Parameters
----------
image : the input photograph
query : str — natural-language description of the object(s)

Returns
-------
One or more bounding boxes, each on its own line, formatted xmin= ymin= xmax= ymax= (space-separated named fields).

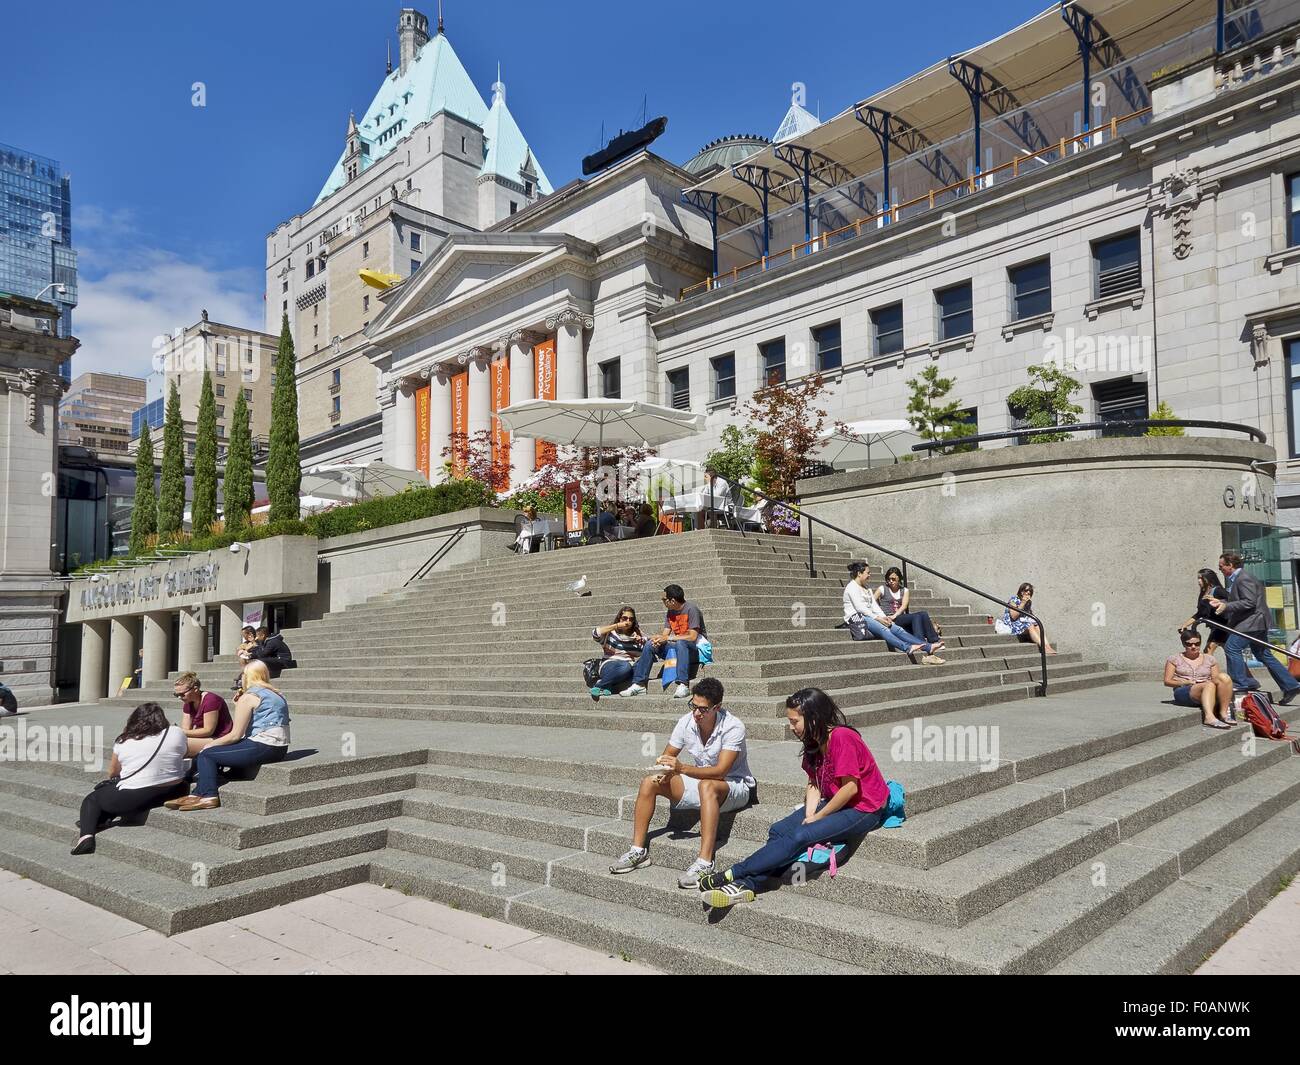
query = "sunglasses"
xmin=690 ymin=703 xmax=714 ymax=715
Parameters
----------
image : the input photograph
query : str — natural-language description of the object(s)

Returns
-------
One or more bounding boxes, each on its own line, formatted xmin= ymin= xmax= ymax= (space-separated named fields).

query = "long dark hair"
xmin=787 ymin=688 xmax=859 ymax=764
xmin=611 ymin=605 xmax=643 ymax=637
xmin=1197 ymin=568 xmax=1224 ymax=596
xmin=116 ymin=702 xmax=170 ymax=744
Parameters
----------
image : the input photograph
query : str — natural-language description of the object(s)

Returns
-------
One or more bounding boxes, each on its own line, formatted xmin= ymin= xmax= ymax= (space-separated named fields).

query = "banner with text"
xmin=415 ymin=384 xmax=431 ymax=479
xmin=564 ymin=480 xmax=583 ymax=543
xmin=533 ymin=338 xmax=557 ymax=468
xmin=490 ymin=357 xmax=511 ymax=491
xmin=451 ymin=370 xmax=469 ymax=478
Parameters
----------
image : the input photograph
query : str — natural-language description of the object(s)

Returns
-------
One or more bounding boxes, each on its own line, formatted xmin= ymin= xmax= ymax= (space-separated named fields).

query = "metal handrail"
xmin=405 ymin=523 xmax=468 ymax=585
xmin=735 ymin=481 xmax=1050 ymax=696
xmin=1195 ymin=615 xmax=1300 ymax=663
xmin=911 ymin=419 xmax=1268 ymax=452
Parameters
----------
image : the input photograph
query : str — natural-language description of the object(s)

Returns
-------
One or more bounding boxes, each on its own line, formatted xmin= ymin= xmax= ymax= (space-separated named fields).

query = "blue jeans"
xmin=861 ymin=616 xmax=924 ymax=653
xmin=893 ymin=610 xmax=940 ymax=644
xmin=730 ymin=800 xmax=884 ymax=891
xmin=1223 ymin=631 xmax=1299 ymax=694
xmin=632 ymin=639 xmax=698 ymax=688
xmin=596 ymin=658 xmax=634 ymax=691
xmin=195 ymin=739 xmax=288 ymax=798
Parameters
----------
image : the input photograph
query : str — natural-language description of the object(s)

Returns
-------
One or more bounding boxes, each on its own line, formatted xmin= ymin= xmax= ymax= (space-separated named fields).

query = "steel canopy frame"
xmin=681 ymin=189 xmax=720 ymax=277
xmin=772 ymin=143 xmax=814 ymax=245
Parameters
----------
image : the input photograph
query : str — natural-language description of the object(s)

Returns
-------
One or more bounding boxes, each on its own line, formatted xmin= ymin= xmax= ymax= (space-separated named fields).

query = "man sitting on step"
xmin=247 ymin=626 xmax=295 ymax=680
xmin=609 ymin=677 xmax=755 ymax=887
xmin=621 ymin=584 xmax=708 ymax=699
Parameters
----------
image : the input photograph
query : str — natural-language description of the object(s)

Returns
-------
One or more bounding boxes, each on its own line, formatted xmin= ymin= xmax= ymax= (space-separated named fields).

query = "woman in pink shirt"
xmin=699 ymin=687 xmax=887 ymax=908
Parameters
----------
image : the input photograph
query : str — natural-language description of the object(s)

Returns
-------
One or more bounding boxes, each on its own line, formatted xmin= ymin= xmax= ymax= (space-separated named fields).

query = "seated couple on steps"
xmin=610 ymin=684 xmax=900 ymax=905
xmin=71 ymin=661 xmax=292 ymax=854
xmin=587 ymin=584 xmax=712 ymax=700
xmin=843 ymin=561 xmax=945 ymax=664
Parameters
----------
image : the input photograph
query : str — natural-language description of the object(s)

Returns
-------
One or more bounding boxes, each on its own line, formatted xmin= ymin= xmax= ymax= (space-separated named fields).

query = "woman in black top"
xmin=1179 ymin=568 xmax=1228 ymax=655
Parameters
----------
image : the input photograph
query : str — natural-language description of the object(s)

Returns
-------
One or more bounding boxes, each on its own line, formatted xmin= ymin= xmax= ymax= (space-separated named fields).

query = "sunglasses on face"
xmin=690 ymin=703 xmax=713 ymax=715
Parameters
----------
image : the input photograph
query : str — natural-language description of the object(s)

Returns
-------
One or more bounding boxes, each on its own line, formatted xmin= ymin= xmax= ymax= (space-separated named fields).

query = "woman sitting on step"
xmin=72 ymin=702 xmax=188 ymax=855
xmin=589 ymin=606 xmax=647 ymax=698
xmin=166 ymin=661 xmax=291 ymax=812
xmin=1000 ymin=582 xmax=1057 ymax=655
xmin=698 ymin=687 xmax=889 ymax=908
xmin=844 ymin=561 xmax=943 ymax=664
xmin=875 ymin=566 xmax=944 ymax=647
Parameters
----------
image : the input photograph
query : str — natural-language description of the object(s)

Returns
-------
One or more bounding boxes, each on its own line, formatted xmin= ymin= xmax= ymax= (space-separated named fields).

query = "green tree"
xmin=266 ymin=314 xmax=301 ymax=523
xmin=224 ymin=387 xmax=255 ymax=531
xmin=1145 ymin=400 xmax=1186 ymax=437
xmin=1006 ymin=362 xmax=1084 ymax=444
xmin=704 ymin=424 xmax=757 ymax=500
xmin=157 ymin=380 xmax=186 ymax=536
xmin=905 ymin=365 xmax=971 ymax=451
xmin=742 ymin=374 xmax=836 ymax=501
xmin=129 ymin=423 xmax=158 ymax=555
xmin=191 ymin=370 xmax=218 ymax=535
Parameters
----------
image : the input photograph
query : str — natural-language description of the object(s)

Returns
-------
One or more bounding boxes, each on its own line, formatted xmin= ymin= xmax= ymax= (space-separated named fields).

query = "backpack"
xmin=582 ymin=657 xmax=603 ymax=688
xmin=1239 ymin=690 xmax=1300 ymax=753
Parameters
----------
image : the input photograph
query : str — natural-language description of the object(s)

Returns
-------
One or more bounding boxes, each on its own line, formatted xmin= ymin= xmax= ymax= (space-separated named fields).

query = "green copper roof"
xmin=480 ymin=80 xmax=552 ymax=194
xmin=316 ymin=32 xmax=491 ymax=204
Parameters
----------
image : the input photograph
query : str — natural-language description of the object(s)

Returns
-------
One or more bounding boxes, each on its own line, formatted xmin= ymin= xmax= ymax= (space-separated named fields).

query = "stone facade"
xmin=0 ymin=295 xmax=78 ymax=706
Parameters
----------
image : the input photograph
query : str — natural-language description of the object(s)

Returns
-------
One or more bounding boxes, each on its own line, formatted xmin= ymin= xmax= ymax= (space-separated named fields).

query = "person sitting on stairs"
xmin=609 ymin=677 xmax=755 ymax=887
xmin=844 ymin=561 xmax=943 ymax=664
xmin=698 ymin=687 xmax=888 ymax=909
xmin=174 ymin=671 xmax=233 ymax=758
xmin=1164 ymin=629 xmax=1234 ymax=729
xmin=622 ymin=584 xmax=708 ymax=699
xmin=875 ymin=566 xmax=944 ymax=647
xmin=589 ymin=606 xmax=647 ymax=698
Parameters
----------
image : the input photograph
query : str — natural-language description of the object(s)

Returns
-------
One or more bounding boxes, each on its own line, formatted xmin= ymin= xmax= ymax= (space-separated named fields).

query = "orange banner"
xmin=450 ymin=370 xmax=469 ymax=478
xmin=490 ymin=357 xmax=511 ymax=491
xmin=564 ymin=480 xmax=583 ymax=541
xmin=534 ymin=338 xmax=556 ymax=468
xmin=414 ymin=384 xmax=431 ymax=479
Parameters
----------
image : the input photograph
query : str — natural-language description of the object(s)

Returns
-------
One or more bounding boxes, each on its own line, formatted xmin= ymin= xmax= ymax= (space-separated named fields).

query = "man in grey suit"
xmin=1208 ymin=551 xmax=1299 ymax=703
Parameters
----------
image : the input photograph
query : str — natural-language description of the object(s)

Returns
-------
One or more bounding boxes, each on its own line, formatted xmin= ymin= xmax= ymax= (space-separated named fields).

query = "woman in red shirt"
xmin=699 ymin=687 xmax=888 ymax=908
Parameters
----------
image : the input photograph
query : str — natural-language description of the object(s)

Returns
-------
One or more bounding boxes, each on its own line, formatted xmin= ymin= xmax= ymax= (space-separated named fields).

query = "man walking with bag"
xmin=1209 ymin=551 xmax=1300 ymax=704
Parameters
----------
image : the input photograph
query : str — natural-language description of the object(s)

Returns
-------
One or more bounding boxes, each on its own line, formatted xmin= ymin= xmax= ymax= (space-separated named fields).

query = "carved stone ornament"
xmin=544 ymin=307 xmax=594 ymax=331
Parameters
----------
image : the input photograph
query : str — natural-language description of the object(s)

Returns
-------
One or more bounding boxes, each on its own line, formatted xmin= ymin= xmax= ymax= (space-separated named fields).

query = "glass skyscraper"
xmin=0 ymin=141 xmax=78 ymax=375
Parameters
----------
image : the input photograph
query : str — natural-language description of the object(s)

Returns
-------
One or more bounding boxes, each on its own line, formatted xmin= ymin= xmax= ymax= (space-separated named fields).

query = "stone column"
xmin=141 ymin=611 xmax=170 ymax=683
xmin=553 ymin=316 xmax=586 ymax=401
xmin=219 ymin=602 xmax=244 ymax=656
xmin=78 ymin=620 xmax=109 ymax=702
xmin=429 ymin=368 xmax=452 ymax=483
xmin=178 ymin=609 xmax=206 ymax=672
xmin=509 ymin=331 xmax=538 ymax=482
xmin=107 ymin=617 xmax=136 ymax=697
xmin=393 ymin=379 xmax=416 ymax=471
xmin=467 ymin=353 xmax=491 ymax=440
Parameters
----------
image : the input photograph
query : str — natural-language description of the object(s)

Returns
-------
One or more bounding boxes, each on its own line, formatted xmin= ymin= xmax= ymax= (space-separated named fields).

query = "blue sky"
xmin=2 ymin=0 xmax=1048 ymax=379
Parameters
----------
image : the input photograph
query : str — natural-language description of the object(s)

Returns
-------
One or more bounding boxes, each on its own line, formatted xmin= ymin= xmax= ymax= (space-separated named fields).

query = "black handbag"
xmin=582 ymin=657 xmax=603 ymax=687
xmin=847 ymin=612 xmax=872 ymax=641
xmin=97 ymin=728 xmax=170 ymax=790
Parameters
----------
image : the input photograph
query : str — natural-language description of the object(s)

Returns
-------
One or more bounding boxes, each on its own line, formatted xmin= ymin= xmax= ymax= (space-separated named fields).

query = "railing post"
xmin=901 ymin=560 xmax=909 ymax=588
xmin=806 ymin=514 xmax=815 ymax=576
xmin=1037 ymin=624 xmax=1049 ymax=696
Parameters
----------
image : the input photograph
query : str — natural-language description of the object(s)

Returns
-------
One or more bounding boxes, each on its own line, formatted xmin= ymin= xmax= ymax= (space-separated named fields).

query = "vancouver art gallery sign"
xmin=66 ymin=536 xmax=319 ymax=623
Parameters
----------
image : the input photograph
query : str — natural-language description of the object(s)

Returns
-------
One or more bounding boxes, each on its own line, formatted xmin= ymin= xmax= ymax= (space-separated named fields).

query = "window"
xmin=1094 ymin=377 xmax=1149 ymax=437
xmin=215 ymin=356 xmax=226 ymax=376
xmin=510 ymin=201 xmax=518 ymax=215
xmin=411 ymin=259 xmax=421 ymax=273
xmin=666 ymin=367 xmax=690 ymax=411
xmin=406 ymin=178 xmax=412 ymax=192
xmin=760 ymin=338 xmax=786 ymax=386
xmin=410 ymin=233 xmax=421 ymax=252
xmin=363 ymin=294 xmax=370 ymax=312
xmin=1009 ymin=257 xmax=1051 ymax=321
xmin=217 ymin=424 xmax=225 ymax=439
xmin=313 ymin=324 xmax=318 ymax=338
xmin=813 ymin=322 xmax=842 ymax=371
xmin=362 ymin=241 xmax=369 ymax=258
xmin=712 ymin=353 xmax=736 ymax=401
xmin=1288 ymin=339 xmax=1300 ymax=457
xmin=216 ymin=405 xmax=225 ymax=418
xmin=331 ymin=396 xmax=341 ymax=417
xmin=599 ymin=358 xmax=621 ymax=398
xmin=524 ymin=180 xmax=533 ymax=196
xmin=282 ymin=300 xmax=287 ymax=313
xmin=955 ymin=406 xmax=978 ymax=441
xmin=282 ymin=280 xmax=288 ymax=293
xmin=872 ymin=302 xmax=904 ymax=356
xmin=1093 ymin=231 xmax=1141 ymax=299
xmin=1287 ymin=174 xmax=1300 ymax=247
xmin=461 ymin=136 xmax=466 ymax=153
xmin=305 ymin=260 xmax=315 ymax=279
xmin=243 ymin=388 xmax=252 ymax=401
xmin=332 ymin=368 xmax=341 ymax=387
xmin=187 ymin=441 xmax=195 ymax=456
xmin=936 ymin=282 xmax=973 ymax=341
xmin=215 ymin=384 xmax=225 ymax=397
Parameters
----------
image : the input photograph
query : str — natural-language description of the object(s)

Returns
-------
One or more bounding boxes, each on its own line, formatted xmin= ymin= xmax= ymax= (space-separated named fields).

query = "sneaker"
xmin=672 ymin=683 xmax=690 ymax=699
xmin=701 ymin=883 xmax=755 ymax=909
xmin=589 ymin=686 xmax=612 ymax=699
xmin=620 ymin=684 xmax=647 ymax=698
xmin=678 ymin=857 xmax=715 ymax=888
xmin=921 ymin=654 xmax=945 ymax=665
xmin=697 ymin=868 xmax=734 ymax=892
xmin=609 ymin=846 xmax=651 ymax=874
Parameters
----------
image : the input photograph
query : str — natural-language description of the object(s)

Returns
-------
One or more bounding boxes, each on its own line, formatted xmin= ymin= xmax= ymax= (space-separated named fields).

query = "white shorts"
xmin=671 ymin=776 xmax=752 ymax=813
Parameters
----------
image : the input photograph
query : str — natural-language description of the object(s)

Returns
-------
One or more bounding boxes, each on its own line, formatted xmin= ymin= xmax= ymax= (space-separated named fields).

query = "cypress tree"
xmin=191 ymin=370 xmax=218 ymax=535
xmin=266 ymin=313 xmax=301 ymax=524
xmin=158 ymin=379 xmax=186 ymax=537
xmin=225 ymin=387 xmax=254 ymax=531
xmin=129 ymin=422 xmax=157 ymax=555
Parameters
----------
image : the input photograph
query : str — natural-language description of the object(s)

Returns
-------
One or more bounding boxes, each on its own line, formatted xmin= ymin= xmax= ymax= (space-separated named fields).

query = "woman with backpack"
xmin=698 ymin=687 xmax=890 ymax=908
xmin=72 ymin=702 xmax=188 ymax=855
xmin=588 ymin=606 xmax=647 ymax=698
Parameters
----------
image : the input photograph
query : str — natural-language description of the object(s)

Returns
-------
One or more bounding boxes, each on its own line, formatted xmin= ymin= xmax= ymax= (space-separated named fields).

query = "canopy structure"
xmin=679 ymin=0 xmax=1287 ymax=288
xmin=301 ymin=460 xmax=430 ymax=502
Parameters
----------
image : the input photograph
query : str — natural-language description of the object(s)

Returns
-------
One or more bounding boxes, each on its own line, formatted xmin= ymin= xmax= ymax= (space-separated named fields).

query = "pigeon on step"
xmin=567 ymin=574 xmax=591 ymax=596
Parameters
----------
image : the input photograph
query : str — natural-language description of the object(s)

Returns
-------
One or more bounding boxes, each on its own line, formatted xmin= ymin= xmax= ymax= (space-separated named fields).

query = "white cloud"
xmin=70 ymin=204 xmax=264 ymax=381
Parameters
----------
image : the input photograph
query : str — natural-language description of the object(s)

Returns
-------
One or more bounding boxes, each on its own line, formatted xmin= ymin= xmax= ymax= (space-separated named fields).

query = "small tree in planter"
xmin=905 ymin=364 xmax=974 ymax=453
xmin=1006 ymin=362 xmax=1084 ymax=444
xmin=442 ymin=429 xmax=513 ymax=493
xmin=1145 ymin=400 xmax=1186 ymax=437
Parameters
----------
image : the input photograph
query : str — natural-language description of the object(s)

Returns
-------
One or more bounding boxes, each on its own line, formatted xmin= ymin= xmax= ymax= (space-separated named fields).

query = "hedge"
xmin=301 ymin=479 xmax=496 ymax=538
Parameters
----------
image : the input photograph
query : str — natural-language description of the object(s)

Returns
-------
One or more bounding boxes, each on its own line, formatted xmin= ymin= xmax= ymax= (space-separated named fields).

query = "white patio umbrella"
xmin=815 ymin=419 xmax=920 ymax=468
xmin=301 ymin=460 xmax=430 ymax=502
xmin=495 ymin=398 xmax=706 ymax=454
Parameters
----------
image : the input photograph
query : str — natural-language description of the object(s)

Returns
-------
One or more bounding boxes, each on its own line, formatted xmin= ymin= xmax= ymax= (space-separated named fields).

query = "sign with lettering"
xmin=79 ymin=562 xmax=219 ymax=611
xmin=533 ymin=338 xmax=557 ymax=468
xmin=1222 ymin=483 xmax=1277 ymax=517
xmin=451 ymin=370 xmax=469 ymax=477
xmin=490 ymin=356 xmax=510 ymax=491
xmin=415 ymin=383 xmax=431 ymax=478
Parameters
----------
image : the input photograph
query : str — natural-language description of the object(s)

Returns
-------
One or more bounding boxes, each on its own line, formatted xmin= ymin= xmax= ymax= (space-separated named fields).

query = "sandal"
xmin=1203 ymin=719 xmax=1232 ymax=730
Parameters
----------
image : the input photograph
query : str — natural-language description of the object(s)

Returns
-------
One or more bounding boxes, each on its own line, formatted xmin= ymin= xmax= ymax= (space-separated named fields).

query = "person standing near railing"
xmin=1207 ymin=552 xmax=1300 ymax=705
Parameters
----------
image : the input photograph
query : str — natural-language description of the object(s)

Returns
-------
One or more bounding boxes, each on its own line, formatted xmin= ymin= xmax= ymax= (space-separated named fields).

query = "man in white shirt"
xmin=608 ymin=677 xmax=755 ymax=887
xmin=844 ymin=560 xmax=943 ymax=663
